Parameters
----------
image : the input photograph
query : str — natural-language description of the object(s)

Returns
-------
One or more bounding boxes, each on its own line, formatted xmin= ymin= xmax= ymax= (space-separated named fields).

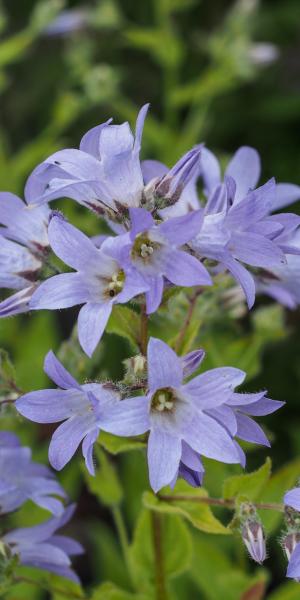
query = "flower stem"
xmin=151 ymin=512 xmax=168 ymax=600
xmin=159 ymin=494 xmax=284 ymax=512
xmin=174 ymin=289 xmax=202 ymax=353
xmin=140 ymin=303 xmax=148 ymax=355
xmin=112 ymin=506 xmax=133 ymax=580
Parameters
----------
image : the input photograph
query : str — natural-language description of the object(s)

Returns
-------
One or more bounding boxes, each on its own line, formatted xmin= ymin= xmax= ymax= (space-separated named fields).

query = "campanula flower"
xmin=16 ymin=351 xmax=120 ymax=473
xmin=100 ymin=337 xmax=263 ymax=493
xmin=3 ymin=504 xmax=83 ymax=582
xmin=29 ymin=214 xmax=149 ymax=356
xmin=0 ymin=193 xmax=50 ymax=317
xmin=101 ymin=207 xmax=211 ymax=313
xmin=0 ymin=431 xmax=66 ymax=515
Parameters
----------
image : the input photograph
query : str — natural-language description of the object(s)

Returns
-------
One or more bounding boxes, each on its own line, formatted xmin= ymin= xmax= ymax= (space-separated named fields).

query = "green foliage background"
xmin=1 ymin=0 xmax=300 ymax=598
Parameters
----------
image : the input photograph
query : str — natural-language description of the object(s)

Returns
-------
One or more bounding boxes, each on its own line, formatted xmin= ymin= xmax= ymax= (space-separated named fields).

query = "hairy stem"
xmin=159 ymin=494 xmax=284 ymax=512
xmin=151 ymin=512 xmax=168 ymax=600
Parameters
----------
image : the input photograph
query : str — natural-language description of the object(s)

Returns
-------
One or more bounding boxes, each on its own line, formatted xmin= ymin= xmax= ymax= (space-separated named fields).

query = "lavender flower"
xmin=25 ymin=105 xmax=149 ymax=214
xmin=3 ymin=504 xmax=83 ymax=582
xmin=99 ymin=337 xmax=280 ymax=493
xmin=25 ymin=106 xmax=203 ymax=220
xmin=16 ymin=351 xmax=120 ymax=474
xmin=29 ymin=214 xmax=149 ymax=356
xmin=102 ymin=207 xmax=211 ymax=313
xmin=0 ymin=432 xmax=66 ymax=516
xmin=0 ymin=193 xmax=50 ymax=317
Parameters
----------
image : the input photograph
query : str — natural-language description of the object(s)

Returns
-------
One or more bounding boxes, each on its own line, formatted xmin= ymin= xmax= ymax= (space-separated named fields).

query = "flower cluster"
xmin=0 ymin=104 xmax=298 ymax=583
xmin=16 ymin=339 xmax=283 ymax=493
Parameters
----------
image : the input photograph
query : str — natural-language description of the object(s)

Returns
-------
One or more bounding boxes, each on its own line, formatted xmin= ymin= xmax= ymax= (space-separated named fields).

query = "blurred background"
xmin=1 ymin=0 xmax=300 ymax=598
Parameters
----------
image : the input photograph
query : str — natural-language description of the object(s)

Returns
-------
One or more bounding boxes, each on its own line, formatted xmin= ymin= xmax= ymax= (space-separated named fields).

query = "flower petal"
xmin=225 ymin=146 xmax=261 ymax=204
xmin=220 ymin=254 xmax=255 ymax=309
xmin=273 ymin=183 xmax=300 ymax=211
xmin=30 ymin=273 xmax=89 ymax=309
xmin=78 ymin=302 xmax=112 ymax=357
xmin=287 ymin=543 xmax=300 ymax=579
xmin=82 ymin=428 xmax=99 ymax=475
xmin=148 ymin=428 xmax=181 ymax=492
xmin=49 ymin=414 xmax=96 ymax=470
xmin=200 ymin=147 xmax=221 ymax=195
xmin=79 ymin=119 xmax=112 ymax=158
xmin=284 ymin=488 xmax=300 ymax=511
xmin=230 ymin=232 xmax=286 ymax=268
xmin=164 ymin=249 xmax=212 ymax=287
xmin=100 ymin=396 xmax=150 ymax=436
xmin=148 ymin=337 xmax=183 ymax=391
xmin=16 ymin=389 xmax=88 ymax=423
xmin=141 ymin=159 xmax=168 ymax=184
xmin=158 ymin=210 xmax=203 ymax=246
xmin=184 ymin=412 xmax=240 ymax=463
xmin=48 ymin=215 xmax=100 ymax=271
xmin=235 ymin=413 xmax=270 ymax=446
xmin=145 ymin=275 xmax=164 ymax=314
xmin=129 ymin=208 xmax=154 ymax=238
xmin=44 ymin=351 xmax=80 ymax=390
xmin=183 ymin=367 xmax=245 ymax=409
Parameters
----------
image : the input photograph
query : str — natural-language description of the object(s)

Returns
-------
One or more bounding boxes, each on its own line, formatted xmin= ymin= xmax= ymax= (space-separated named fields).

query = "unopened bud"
xmin=283 ymin=532 xmax=300 ymax=561
xmin=123 ymin=354 xmax=147 ymax=383
xmin=242 ymin=520 xmax=266 ymax=564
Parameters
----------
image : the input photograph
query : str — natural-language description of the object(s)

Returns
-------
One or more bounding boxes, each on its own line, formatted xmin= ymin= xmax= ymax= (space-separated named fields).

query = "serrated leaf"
xmin=83 ymin=446 xmax=123 ymax=507
xmin=99 ymin=431 xmax=146 ymax=455
xmin=129 ymin=509 xmax=192 ymax=591
xmin=143 ymin=480 xmax=230 ymax=535
xmin=223 ymin=458 xmax=271 ymax=502
xmin=106 ymin=306 xmax=140 ymax=350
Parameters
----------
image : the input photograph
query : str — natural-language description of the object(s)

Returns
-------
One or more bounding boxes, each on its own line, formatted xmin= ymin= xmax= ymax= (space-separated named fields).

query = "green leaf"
xmin=190 ymin=534 xmax=268 ymax=600
xmin=106 ymin=306 xmax=141 ymax=350
xmin=143 ymin=481 xmax=230 ymax=535
xmin=223 ymin=458 xmax=272 ymax=502
xmin=129 ymin=509 xmax=192 ymax=591
xmin=83 ymin=447 xmax=123 ymax=507
xmin=258 ymin=458 xmax=300 ymax=532
xmin=47 ymin=573 xmax=84 ymax=600
xmin=90 ymin=581 xmax=148 ymax=600
xmin=99 ymin=431 xmax=146 ymax=455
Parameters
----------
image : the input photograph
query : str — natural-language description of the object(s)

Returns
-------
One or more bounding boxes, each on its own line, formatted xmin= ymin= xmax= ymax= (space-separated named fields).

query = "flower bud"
xmin=242 ymin=520 xmax=266 ymax=564
xmin=123 ymin=354 xmax=147 ymax=383
xmin=283 ymin=532 xmax=300 ymax=562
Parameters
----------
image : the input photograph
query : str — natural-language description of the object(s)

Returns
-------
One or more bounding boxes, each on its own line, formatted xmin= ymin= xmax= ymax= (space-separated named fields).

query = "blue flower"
xmin=29 ymin=213 xmax=149 ymax=356
xmin=0 ymin=431 xmax=66 ymax=515
xmin=16 ymin=351 xmax=120 ymax=473
xmin=3 ymin=504 xmax=83 ymax=582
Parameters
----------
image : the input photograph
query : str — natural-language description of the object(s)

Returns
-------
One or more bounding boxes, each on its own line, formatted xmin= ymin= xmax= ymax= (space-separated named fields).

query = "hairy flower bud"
xmin=242 ymin=520 xmax=266 ymax=564
xmin=123 ymin=354 xmax=147 ymax=384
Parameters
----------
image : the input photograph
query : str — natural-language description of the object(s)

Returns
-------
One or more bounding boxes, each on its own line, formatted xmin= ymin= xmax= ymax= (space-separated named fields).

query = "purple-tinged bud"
xmin=181 ymin=349 xmax=205 ymax=378
xmin=154 ymin=148 xmax=201 ymax=208
xmin=242 ymin=520 xmax=266 ymax=564
xmin=283 ymin=533 xmax=300 ymax=562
